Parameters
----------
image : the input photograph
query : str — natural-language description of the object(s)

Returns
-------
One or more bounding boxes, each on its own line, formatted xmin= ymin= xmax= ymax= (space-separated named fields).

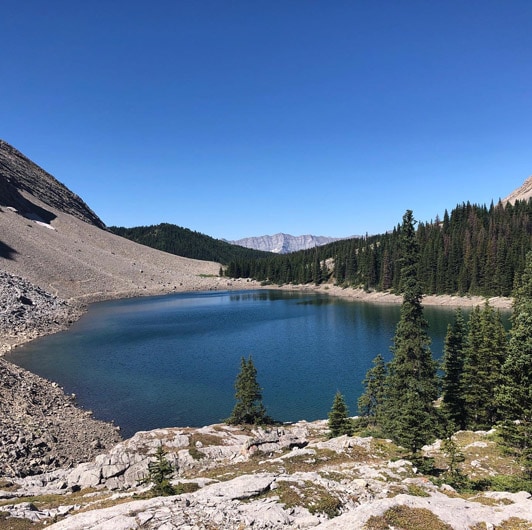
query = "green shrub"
xmin=174 ymin=482 xmax=200 ymax=495
xmin=308 ymin=492 xmax=342 ymax=518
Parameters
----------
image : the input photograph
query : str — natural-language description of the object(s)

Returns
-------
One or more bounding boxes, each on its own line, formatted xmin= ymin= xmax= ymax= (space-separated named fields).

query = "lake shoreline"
xmin=0 ymin=275 xmax=512 ymax=477
xmin=267 ymin=282 xmax=513 ymax=310
xmin=2 ymin=276 xmax=513 ymax=356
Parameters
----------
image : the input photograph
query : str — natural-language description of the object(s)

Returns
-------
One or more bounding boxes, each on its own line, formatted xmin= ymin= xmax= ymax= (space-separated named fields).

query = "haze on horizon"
xmin=2 ymin=1 xmax=531 ymax=241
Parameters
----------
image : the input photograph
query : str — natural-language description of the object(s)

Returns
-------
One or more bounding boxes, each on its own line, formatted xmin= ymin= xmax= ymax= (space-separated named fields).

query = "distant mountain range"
xmin=228 ymin=174 xmax=531 ymax=255
xmin=230 ymin=233 xmax=356 ymax=254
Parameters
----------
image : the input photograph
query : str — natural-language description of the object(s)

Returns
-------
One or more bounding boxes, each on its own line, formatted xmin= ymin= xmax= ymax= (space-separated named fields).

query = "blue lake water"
xmin=8 ymin=290 xmax=491 ymax=438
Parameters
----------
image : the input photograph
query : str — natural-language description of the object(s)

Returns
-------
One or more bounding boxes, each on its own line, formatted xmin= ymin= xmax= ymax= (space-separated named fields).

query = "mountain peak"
xmin=0 ymin=140 xmax=105 ymax=228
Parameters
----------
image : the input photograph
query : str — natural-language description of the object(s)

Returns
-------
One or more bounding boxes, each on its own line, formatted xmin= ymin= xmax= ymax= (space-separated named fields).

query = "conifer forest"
xmin=225 ymin=199 xmax=532 ymax=298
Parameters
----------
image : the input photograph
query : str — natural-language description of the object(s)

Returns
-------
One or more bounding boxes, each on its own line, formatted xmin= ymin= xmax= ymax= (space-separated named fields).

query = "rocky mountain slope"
xmin=0 ymin=140 xmax=243 ymax=349
xmin=230 ymin=233 xmax=352 ymax=254
xmin=503 ymin=174 xmax=532 ymax=204
xmin=0 ymin=140 xmax=105 ymax=228
xmin=0 ymin=355 xmax=121 ymax=478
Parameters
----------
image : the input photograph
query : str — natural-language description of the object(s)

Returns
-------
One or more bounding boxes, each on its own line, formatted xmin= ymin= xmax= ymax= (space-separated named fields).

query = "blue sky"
xmin=1 ymin=1 xmax=531 ymax=240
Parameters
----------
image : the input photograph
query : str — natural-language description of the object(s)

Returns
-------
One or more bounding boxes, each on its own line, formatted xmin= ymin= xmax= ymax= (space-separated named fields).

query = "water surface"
xmin=10 ymin=290 xmax=481 ymax=438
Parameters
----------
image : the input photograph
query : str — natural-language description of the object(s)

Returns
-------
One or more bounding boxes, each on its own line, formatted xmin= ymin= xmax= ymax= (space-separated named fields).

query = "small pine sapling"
xmin=142 ymin=445 xmax=176 ymax=496
xmin=328 ymin=391 xmax=353 ymax=438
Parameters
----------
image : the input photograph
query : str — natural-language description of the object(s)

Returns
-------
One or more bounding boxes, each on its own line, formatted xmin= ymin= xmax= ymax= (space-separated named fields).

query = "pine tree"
xmin=328 ymin=391 xmax=352 ymax=437
xmin=441 ymin=308 xmax=467 ymax=430
xmin=441 ymin=435 xmax=467 ymax=489
xmin=227 ymin=356 xmax=272 ymax=425
xmin=357 ymin=354 xmax=386 ymax=425
xmin=142 ymin=445 xmax=176 ymax=496
xmin=496 ymin=251 xmax=532 ymax=478
xmin=462 ymin=302 xmax=507 ymax=430
xmin=381 ymin=210 xmax=440 ymax=454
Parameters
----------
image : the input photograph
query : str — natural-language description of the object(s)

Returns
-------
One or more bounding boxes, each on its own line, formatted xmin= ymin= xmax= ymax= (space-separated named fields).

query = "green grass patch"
xmin=0 ymin=511 xmax=48 ymax=530
xmin=468 ymin=495 xmax=513 ymax=506
xmin=267 ymin=480 xmax=341 ymax=519
xmin=174 ymin=482 xmax=200 ymax=495
xmin=406 ymin=484 xmax=431 ymax=497
xmin=364 ymin=505 xmax=453 ymax=530
xmin=470 ymin=520 xmax=532 ymax=530
xmin=496 ymin=518 xmax=532 ymax=530
xmin=188 ymin=446 xmax=206 ymax=460
xmin=189 ymin=433 xmax=224 ymax=447
xmin=0 ymin=480 xmax=19 ymax=492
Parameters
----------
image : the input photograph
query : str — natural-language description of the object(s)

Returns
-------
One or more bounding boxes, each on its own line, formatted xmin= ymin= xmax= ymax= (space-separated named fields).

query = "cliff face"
xmin=231 ymin=233 xmax=351 ymax=254
xmin=0 ymin=140 xmax=105 ymax=228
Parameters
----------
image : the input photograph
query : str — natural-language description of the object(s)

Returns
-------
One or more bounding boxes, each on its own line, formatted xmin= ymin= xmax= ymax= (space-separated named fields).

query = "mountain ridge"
xmin=0 ymin=139 xmax=105 ymax=228
xmin=230 ymin=232 xmax=355 ymax=254
xmin=110 ymin=222 xmax=274 ymax=264
xmin=502 ymin=174 xmax=532 ymax=205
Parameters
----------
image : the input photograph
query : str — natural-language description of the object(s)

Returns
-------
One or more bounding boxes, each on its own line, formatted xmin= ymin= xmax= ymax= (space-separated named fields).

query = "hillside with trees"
xmin=110 ymin=223 xmax=273 ymax=265
xmin=356 ymin=241 xmax=532 ymax=486
xmin=225 ymin=199 xmax=532 ymax=298
xmin=345 ymin=210 xmax=532 ymax=489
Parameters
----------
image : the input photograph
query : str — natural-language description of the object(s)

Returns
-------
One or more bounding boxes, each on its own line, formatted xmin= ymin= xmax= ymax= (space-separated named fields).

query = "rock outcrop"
xmin=1 ymin=421 xmax=531 ymax=529
xmin=0 ymin=270 xmax=81 ymax=353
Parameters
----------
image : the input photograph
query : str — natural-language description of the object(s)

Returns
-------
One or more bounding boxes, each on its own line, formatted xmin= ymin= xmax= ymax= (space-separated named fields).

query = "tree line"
xmin=339 ymin=211 xmax=532 ymax=482
xmin=110 ymin=222 xmax=273 ymax=265
xmin=225 ymin=199 xmax=532 ymax=298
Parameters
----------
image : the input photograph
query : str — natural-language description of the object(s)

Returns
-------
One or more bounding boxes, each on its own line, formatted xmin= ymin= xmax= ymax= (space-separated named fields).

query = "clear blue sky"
xmin=1 ymin=1 xmax=531 ymax=240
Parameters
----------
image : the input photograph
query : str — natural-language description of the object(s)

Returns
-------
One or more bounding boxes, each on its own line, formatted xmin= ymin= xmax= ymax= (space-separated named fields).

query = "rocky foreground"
xmin=0 ymin=357 xmax=121 ymax=478
xmin=0 ymin=270 xmax=122 ymax=480
xmin=1 ymin=421 xmax=531 ymax=529
xmin=0 ymin=270 xmax=83 ymax=354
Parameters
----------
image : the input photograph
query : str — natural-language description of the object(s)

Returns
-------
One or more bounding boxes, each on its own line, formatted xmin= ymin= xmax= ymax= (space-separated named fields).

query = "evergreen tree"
xmin=381 ymin=210 xmax=440 ymax=454
xmin=223 ymin=198 xmax=532 ymax=297
xmin=142 ymin=445 xmax=175 ymax=496
xmin=227 ymin=356 xmax=272 ymax=425
xmin=462 ymin=302 xmax=507 ymax=430
xmin=441 ymin=308 xmax=467 ymax=430
xmin=357 ymin=354 xmax=387 ymax=425
xmin=328 ymin=391 xmax=353 ymax=437
xmin=497 ymin=251 xmax=532 ymax=478
xmin=441 ymin=435 xmax=467 ymax=489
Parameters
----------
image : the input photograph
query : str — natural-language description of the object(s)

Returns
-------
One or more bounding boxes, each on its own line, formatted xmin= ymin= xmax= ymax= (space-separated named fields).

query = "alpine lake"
xmin=7 ymin=289 xmax=509 ymax=438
